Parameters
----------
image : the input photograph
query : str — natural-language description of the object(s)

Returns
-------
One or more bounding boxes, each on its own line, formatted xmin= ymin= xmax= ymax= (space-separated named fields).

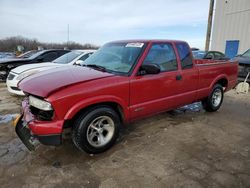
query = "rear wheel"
xmin=202 ymin=84 xmax=224 ymax=112
xmin=72 ymin=106 xmax=121 ymax=154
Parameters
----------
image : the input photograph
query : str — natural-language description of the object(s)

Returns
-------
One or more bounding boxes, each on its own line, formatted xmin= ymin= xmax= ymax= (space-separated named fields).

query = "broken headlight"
xmin=29 ymin=95 xmax=53 ymax=111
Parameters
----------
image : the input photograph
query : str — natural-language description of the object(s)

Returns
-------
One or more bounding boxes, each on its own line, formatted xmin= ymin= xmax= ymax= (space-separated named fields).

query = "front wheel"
xmin=72 ymin=106 xmax=121 ymax=154
xmin=202 ymin=84 xmax=224 ymax=112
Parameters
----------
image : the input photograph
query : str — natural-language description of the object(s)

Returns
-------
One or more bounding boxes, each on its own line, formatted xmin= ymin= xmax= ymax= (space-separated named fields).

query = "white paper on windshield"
xmin=125 ymin=43 xmax=144 ymax=48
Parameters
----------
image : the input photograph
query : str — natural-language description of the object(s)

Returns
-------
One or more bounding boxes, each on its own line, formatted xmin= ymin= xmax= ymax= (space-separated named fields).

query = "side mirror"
xmin=138 ymin=64 xmax=161 ymax=76
xmin=74 ymin=60 xmax=85 ymax=65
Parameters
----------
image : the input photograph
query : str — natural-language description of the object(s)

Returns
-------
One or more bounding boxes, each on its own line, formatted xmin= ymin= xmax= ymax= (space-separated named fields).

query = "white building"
xmin=211 ymin=0 xmax=250 ymax=58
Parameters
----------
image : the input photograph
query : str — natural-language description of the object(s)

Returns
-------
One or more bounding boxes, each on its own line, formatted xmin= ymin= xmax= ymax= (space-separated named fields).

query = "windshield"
xmin=242 ymin=49 xmax=250 ymax=58
xmin=27 ymin=50 xmax=45 ymax=59
xmin=53 ymin=51 xmax=83 ymax=64
xmin=18 ymin=50 xmax=37 ymax=58
xmin=82 ymin=42 xmax=144 ymax=74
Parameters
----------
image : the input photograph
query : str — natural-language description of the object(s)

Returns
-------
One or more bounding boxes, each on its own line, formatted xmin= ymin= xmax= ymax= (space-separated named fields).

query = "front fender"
xmin=64 ymin=95 xmax=129 ymax=122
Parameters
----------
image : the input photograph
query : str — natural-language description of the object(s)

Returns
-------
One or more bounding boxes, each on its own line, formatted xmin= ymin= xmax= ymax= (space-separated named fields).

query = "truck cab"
xmin=129 ymin=41 xmax=199 ymax=120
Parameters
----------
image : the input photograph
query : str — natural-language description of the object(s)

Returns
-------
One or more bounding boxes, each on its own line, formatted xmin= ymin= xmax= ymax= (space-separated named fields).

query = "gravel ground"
xmin=0 ymin=82 xmax=249 ymax=188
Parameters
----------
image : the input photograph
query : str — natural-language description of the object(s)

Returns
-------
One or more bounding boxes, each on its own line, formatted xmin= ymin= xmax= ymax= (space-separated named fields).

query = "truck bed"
xmin=194 ymin=59 xmax=232 ymax=65
xmin=194 ymin=59 xmax=238 ymax=100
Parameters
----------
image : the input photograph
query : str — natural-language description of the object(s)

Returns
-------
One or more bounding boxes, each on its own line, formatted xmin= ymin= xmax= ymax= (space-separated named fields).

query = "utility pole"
xmin=205 ymin=0 xmax=215 ymax=51
xmin=67 ymin=24 xmax=69 ymax=48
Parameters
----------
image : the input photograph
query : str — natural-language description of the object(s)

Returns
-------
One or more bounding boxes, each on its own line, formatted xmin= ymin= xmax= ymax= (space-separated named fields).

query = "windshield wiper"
xmin=82 ymin=64 xmax=107 ymax=72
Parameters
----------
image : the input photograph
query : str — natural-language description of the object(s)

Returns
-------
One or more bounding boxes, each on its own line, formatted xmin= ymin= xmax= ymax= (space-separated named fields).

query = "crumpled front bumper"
xmin=15 ymin=115 xmax=36 ymax=151
xmin=14 ymin=99 xmax=63 ymax=151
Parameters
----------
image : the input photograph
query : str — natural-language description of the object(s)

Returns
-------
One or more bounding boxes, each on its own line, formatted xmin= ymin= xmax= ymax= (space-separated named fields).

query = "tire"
xmin=202 ymin=84 xmax=224 ymax=112
xmin=72 ymin=106 xmax=121 ymax=154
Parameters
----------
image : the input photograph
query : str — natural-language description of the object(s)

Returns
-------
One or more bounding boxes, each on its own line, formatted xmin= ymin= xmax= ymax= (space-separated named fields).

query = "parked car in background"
xmin=191 ymin=47 xmax=200 ymax=51
xmin=192 ymin=50 xmax=228 ymax=60
xmin=0 ymin=49 xmax=70 ymax=81
xmin=192 ymin=50 xmax=206 ymax=59
xmin=0 ymin=52 xmax=15 ymax=59
xmin=204 ymin=51 xmax=229 ymax=60
xmin=17 ymin=50 xmax=38 ymax=59
xmin=233 ymin=49 xmax=250 ymax=82
xmin=14 ymin=39 xmax=238 ymax=153
xmin=7 ymin=50 xmax=96 ymax=95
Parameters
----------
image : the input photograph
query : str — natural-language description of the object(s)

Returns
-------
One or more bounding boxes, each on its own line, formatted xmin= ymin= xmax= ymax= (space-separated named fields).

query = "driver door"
xmin=129 ymin=43 xmax=182 ymax=120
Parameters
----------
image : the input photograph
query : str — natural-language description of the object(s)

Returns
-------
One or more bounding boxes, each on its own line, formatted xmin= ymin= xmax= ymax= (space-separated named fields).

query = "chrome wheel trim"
xmin=212 ymin=88 xmax=222 ymax=107
xmin=86 ymin=116 xmax=115 ymax=148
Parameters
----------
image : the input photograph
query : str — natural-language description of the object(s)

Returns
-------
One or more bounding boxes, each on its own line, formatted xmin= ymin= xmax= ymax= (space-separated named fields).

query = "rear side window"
xmin=42 ymin=52 xmax=58 ymax=62
xmin=79 ymin=53 xmax=92 ymax=61
xmin=58 ymin=50 xmax=69 ymax=56
xmin=176 ymin=43 xmax=193 ymax=69
xmin=143 ymin=43 xmax=178 ymax=72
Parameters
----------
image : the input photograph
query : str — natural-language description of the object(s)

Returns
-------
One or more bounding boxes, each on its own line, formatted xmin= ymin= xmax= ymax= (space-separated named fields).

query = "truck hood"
xmin=18 ymin=66 xmax=114 ymax=97
xmin=11 ymin=62 xmax=62 ymax=74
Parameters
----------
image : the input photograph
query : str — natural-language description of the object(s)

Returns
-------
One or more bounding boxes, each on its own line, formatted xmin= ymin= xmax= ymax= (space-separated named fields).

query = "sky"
xmin=0 ymin=0 xmax=210 ymax=49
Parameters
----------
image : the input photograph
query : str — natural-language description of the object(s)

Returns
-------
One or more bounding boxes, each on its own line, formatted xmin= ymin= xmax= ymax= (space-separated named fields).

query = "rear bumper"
xmin=15 ymin=99 xmax=64 ymax=150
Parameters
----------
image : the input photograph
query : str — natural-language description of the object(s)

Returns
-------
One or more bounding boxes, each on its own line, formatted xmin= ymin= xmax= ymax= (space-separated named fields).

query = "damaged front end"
xmin=15 ymin=115 xmax=37 ymax=151
xmin=14 ymin=97 xmax=63 ymax=151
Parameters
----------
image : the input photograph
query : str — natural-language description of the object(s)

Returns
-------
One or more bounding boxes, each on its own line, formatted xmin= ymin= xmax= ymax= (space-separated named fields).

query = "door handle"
xmin=176 ymin=75 xmax=182 ymax=81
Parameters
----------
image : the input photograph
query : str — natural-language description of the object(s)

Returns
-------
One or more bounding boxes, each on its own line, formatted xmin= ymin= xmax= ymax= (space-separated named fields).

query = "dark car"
xmin=192 ymin=50 xmax=229 ymax=60
xmin=233 ymin=49 xmax=250 ymax=82
xmin=0 ymin=49 xmax=70 ymax=81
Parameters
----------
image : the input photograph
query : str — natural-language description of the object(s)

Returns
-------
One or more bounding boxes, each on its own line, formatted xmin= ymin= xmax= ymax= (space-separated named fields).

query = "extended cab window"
xmin=143 ymin=43 xmax=178 ymax=72
xmin=176 ymin=43 xmax=193 ymax=69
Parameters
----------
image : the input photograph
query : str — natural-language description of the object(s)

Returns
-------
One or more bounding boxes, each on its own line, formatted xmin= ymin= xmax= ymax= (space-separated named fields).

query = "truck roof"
xmin=109 ymin=39 xmax=187 ymax=44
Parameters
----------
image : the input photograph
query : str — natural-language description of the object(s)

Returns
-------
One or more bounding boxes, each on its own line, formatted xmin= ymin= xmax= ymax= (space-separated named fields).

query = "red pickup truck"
xmin=15 ymin=40 xmax=238 ymax=154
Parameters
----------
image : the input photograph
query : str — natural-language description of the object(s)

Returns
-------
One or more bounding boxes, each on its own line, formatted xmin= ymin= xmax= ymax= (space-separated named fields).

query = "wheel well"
xmin=216 ymin=78 xmax=228 ymax=89
xmin=68 ymin=102 xmax=124 ymax=127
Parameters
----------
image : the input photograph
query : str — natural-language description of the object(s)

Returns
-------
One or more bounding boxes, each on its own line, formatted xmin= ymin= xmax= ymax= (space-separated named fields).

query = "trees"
xmin=0 ymin=36 xmax=98 ymax=52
